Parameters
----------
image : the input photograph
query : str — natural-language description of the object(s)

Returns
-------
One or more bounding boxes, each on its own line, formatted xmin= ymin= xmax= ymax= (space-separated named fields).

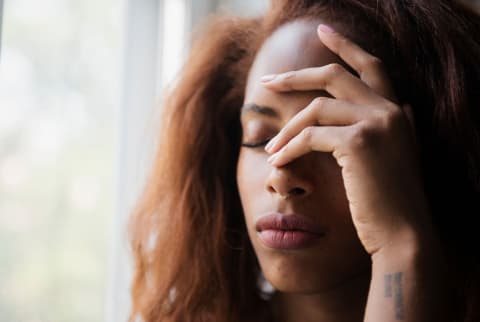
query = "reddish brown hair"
xmin=129 ymin=1 xmax=480 ymax=322
xmin=128 ymin=16 xmax=267 ymax=322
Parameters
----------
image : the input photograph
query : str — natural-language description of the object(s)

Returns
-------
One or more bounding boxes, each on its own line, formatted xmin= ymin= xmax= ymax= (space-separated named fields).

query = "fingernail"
xmin=267 ymin=153 xmax=277 ymax=164
xmin=261 ymin=74 xmax=277 ymax=82
xmin=318 ymin=24 xmax=335 ymax=34
xmin=265 ymin=138 xmax=276 ymax=152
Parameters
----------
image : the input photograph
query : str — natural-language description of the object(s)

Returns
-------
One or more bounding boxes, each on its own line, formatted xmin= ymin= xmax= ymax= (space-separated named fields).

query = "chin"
xmin=261 ymin=258 xmax=348 ymax=293
xmin=254 ymin=243 xmax=371 ymax=294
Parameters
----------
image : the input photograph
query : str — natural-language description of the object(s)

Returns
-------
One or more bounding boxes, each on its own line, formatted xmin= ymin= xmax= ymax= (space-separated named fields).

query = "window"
xmin=0 ymin=1 xmax=266 ymax=322
xmin=0 ymin=1 xmax=122 ymax=321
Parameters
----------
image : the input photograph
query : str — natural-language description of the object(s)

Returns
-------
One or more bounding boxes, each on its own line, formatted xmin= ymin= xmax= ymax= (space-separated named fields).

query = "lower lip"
xmin=258 ymin=230 xmax=324 ymax=250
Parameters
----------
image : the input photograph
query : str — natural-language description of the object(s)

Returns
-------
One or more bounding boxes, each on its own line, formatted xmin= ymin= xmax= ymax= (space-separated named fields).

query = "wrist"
xmin=371 ymin=225 xmax=443 ymax=269
xmin=367 ymin=228 xmax=452 ymax=322
xmin=371 ymin=201 xmax=442 ymax=264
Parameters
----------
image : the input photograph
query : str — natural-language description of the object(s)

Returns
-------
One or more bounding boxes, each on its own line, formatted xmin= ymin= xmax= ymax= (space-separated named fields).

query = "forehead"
xmin=245 ymin=19 xmax=342 ymax=104
xmin=248 ymin=20 xmax=340 ymax=83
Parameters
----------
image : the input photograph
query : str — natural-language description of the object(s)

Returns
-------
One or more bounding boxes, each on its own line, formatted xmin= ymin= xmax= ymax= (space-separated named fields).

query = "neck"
xmin=270 ymin=269 xmax=370 ymax=322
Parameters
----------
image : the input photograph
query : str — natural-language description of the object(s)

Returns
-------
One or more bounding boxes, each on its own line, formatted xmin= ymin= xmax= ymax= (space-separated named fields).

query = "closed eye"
xmin=241 ymin=138 xmax=273 ymax=148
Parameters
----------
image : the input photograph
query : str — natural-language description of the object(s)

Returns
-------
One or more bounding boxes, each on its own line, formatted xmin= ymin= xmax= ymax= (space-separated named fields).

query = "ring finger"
xmin=265 ymin=97 xmax=383 ymax=153
xmin=267 ymin=125 xmax=349 ymax=167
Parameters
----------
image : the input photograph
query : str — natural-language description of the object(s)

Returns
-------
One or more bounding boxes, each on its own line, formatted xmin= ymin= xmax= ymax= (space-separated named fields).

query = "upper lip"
xmin=255 ymin=213 xmax=326 ymax=235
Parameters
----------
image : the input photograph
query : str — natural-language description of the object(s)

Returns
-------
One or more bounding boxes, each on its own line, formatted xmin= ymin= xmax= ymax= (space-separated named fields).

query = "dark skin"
xmin=237 ymin=19 xmax=450 ymax=322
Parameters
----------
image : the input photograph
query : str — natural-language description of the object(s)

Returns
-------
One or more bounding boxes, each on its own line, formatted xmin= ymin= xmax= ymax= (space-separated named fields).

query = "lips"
xmin=255 ymin=213 xmax=326 ymax=250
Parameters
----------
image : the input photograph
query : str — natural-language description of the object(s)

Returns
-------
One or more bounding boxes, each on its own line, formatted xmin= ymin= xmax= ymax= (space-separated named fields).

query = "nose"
xmin=265 ymin=166 xmax=314 ymax=200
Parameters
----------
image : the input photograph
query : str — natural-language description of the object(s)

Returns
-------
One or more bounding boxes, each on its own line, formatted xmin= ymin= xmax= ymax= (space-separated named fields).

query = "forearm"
xmin=364 ymin=231 xmax=452 ymax=322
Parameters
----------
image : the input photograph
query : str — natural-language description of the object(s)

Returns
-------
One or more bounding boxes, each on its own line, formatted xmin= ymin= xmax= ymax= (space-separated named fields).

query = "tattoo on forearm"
xmin=384 ymin=272 xmax=405 ymax=320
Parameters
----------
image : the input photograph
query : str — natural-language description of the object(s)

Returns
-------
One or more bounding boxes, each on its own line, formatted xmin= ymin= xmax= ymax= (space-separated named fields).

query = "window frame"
xmin=105 ymin=1 xmax=163 ymax=321
xmin=0 ymin=0 xmax=3 ymax=58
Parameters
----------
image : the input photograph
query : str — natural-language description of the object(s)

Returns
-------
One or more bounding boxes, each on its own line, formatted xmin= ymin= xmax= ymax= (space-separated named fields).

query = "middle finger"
xmin=261 ymin=63 xmax=387 ymax=106
xmin=265 ymin=97 xmax=379 ymax=153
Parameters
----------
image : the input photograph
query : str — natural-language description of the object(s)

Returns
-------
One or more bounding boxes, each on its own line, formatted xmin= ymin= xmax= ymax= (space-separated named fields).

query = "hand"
xmin=262 ymin=24 xmax=433 ymax=256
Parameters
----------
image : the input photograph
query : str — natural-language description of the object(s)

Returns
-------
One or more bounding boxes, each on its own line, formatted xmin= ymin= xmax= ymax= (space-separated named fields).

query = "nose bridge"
xmin=265 ymin=162 xmax=314 ymax=199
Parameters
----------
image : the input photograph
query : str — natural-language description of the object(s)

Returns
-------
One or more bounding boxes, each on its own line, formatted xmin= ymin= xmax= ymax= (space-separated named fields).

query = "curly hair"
xmin=129 ymin=1 xmax=480 ymax=321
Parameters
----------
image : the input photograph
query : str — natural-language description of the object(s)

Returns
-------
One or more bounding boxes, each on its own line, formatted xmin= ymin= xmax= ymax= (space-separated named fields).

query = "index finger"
xmin=317 ymin=24 xmax=397 ymax=102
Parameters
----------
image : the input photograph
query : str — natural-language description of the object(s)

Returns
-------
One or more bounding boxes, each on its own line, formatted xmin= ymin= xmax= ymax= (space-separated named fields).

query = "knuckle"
xmin=311 ymin=97 xmax=332 ymax=123
xmin=322 ymin=64 xmax=345 ymax=85
xmin=373 ymin=105 xmax=403 ymax=129
xmin=280 ymin=71 xmax=296 ymax=90
xmin=347 ymin=122 xmax=379 ymax=151
xmin=326 ymin=63 xmax=345 ymax=78
xmin=281 ymin=80 xmax=293 ymax=91
xmin=364 ymin=56 xmax=383 ymax=71
xmin=345 ymin=104 xmax=403 ymax=152
xmin=301 ymin=126 xmax=315 ymax=143
xmin=311 ymin=97 xmax=329 ymax=111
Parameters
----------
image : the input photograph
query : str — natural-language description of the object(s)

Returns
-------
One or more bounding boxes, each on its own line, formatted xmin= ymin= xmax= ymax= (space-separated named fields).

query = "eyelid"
xmin=240 ymin=120 xmax=277 ymax=148
xmin=241 ymin=137 xmax=274 ymax=148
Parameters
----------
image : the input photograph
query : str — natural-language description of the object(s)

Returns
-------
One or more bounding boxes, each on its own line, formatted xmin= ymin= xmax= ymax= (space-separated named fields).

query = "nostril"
xmin=267 ymin=186 xmax=276 ymax=194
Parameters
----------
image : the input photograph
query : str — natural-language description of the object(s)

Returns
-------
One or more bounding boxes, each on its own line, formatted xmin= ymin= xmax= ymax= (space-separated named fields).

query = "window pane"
xmin=0 ymin=1 xmax=122 ymax=321
xmin=217 ymin=0 xmax=267 ymax=16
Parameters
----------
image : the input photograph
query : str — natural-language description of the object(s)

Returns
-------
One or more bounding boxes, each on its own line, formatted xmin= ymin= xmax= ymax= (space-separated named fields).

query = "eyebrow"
xmin=240 ymin=103 xmax=279 ymax=118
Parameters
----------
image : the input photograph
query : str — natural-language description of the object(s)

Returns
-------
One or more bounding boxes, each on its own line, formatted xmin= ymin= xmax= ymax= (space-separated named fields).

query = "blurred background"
xmin=0 ymin=0 xmax=266 ymax=322
xmin=0 ymin=1 xmax=479 ymax=322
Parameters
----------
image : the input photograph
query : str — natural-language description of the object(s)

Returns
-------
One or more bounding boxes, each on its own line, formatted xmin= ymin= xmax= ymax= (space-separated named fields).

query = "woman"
xmin=129 ymin=1 xmax=480 ymax=321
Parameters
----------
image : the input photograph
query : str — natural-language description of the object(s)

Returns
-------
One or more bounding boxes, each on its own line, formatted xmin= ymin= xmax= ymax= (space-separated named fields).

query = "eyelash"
xmin=241 ymin=138 xmax=272 ymax=148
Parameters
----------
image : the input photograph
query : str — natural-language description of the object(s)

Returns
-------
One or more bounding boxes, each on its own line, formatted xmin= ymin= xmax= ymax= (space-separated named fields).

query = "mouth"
xmin=255 ymin=213 xmax=326 ymax=250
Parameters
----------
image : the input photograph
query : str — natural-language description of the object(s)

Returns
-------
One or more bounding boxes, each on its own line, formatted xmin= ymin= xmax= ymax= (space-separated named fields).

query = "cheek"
xmin=236 ymin=149 xmax=269 ymax=219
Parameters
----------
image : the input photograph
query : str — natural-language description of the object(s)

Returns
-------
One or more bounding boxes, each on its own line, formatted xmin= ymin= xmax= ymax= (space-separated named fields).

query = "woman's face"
xmin=237 ymin=20 xmax=370 ymax=293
